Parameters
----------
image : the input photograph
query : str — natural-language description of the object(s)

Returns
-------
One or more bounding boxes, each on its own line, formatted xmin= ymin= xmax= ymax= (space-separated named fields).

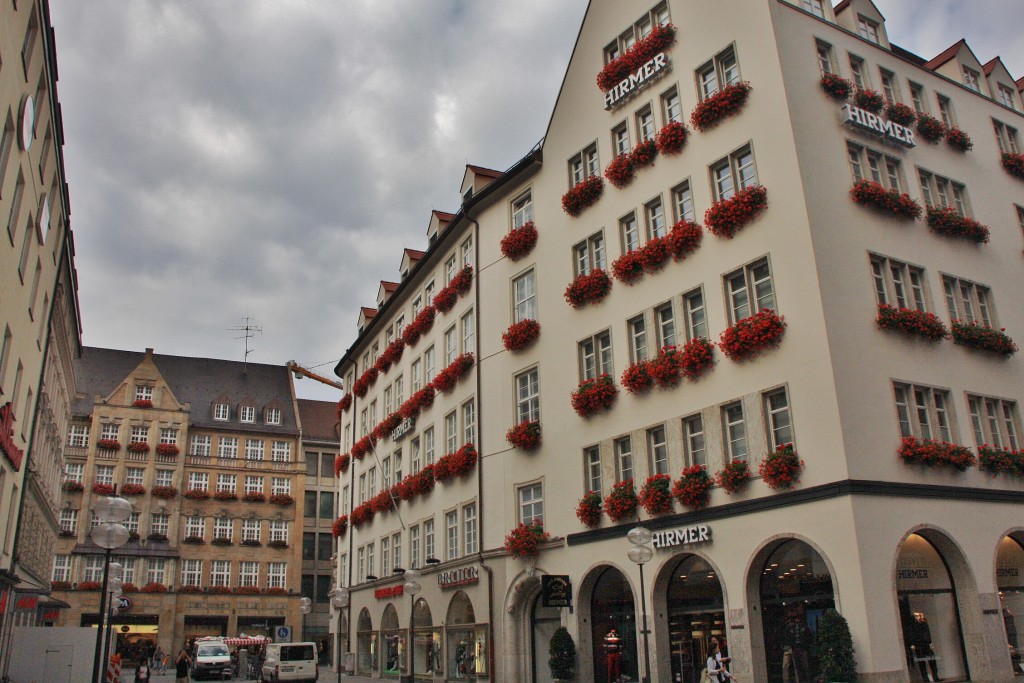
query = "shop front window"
xmin=997 ymin=535 xmax=1024 ymax=676
xmin=590 ymin=566 xmax=639 ymax=683
xmin=380 ymin=604 xmax=404 ymax=678
xmin=759 ymin=539 xmax=835 ymax=683
xmin=412 ymin=598 xmax=440 ymax=679
xmin=897 ymin=533 xmax=968 ymax=682
xmin=666 ymin=555 xmax=726 ymax=683
xmin=445 ymin=591 xmax=488 ymax=678
xmin=356 ymin=608 xmax=378 ymax=676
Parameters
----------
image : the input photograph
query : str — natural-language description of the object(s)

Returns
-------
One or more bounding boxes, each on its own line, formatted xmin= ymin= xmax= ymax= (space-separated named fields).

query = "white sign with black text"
xmin=652 ymin=524 xmax=712 ymax=550
xmin=604 ymin=53 xmax=670 ymax=110
xmin=842 ymin=104 xmax=916 ymax=148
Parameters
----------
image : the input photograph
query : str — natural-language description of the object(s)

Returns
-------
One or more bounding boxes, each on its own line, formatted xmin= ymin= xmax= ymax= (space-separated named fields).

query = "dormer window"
xmin=998 ymin=85 xmax=1017 ymax=110
xmin=266 ymin=408 xmax=282 ymax=426
xmin=240 ymin=406 xmax=256 ymax=423
xmin=213 ymin=404 xmax=229 ymax=421
xmin=857 ymin=16 xmax=879 ymax=44
xmin=962 ymin=66 xmax=981 ymax=93
xmin=135 ymin=385 xmax=153 ymax=402
xmin=802 ymin=0 xmax=824 ymax=18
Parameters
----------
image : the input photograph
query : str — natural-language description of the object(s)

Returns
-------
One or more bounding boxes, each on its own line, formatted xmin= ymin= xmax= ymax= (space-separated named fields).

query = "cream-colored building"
xmin=333 ymin=1 xmax=1024 ymax=682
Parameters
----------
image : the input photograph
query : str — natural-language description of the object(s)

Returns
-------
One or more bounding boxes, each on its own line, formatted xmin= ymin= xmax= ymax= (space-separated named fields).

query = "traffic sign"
xmin=275 ymin=625 xmax=292 ymax=642
xmin=116 ymin=596 xmax=132 ymax=611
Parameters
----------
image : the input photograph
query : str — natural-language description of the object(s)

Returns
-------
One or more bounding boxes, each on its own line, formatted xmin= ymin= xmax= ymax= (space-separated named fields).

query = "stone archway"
xmin=502 ymin=571 xmax=543 ymax=683
xmin=996 ymin=531 xmax=1024 ymax=677
xmin=355 ymin=607 xmax=376 ymax=676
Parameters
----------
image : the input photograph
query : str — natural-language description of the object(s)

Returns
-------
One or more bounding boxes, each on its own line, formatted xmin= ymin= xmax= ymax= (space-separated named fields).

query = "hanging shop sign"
xmin=392 ymin=417 xmax=415 ymax=442
xmin=842 ymin=104 xmax=916 ymax=148
xmin=651 ymin=524 xmax=711 ymax=550
xmin=0 ymin=403 xmax=24 ymax=471
xmin=15 ymin=595 xmax=38 ymax=611
xmin=437 ymin=566 xmax=479 ymax=590
xmin=374 ymin=585 xmax=404 ymax=600
xmin=541 ymin=575 xmax=573 ymax=609
xmin=605 ymin=53 xmax=670 ymax=110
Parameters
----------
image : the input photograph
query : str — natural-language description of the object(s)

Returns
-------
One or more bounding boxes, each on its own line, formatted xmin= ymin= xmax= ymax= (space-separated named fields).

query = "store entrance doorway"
xmin=665 ymin=554 xmax=725 ymax=683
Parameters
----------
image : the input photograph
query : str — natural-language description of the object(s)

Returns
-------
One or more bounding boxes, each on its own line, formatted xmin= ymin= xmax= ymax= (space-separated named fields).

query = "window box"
xmin=978 ymin=446 xmax=1024 ymax=477
xmin=96 ymin=439 xmax=121 ymax=451
xmin=500 ymin=221 xmax=539 ymax=261
xmin=50 ymin=581 xmax=72 ymax=591
xmin=337 ymin=394 xmax=352 ymax=415
xmin=431 ymin=353 xmax=475 ymax=394
xmin=233 ymin=586 xmax=261 ymax=595
xmin=121 ymin=582 xmax=138 ymax=593
xmin=240 ymin=539 xmax=262 ymax=547
xmin=369 ymin=490 xmax=395 ymax=514
xmin=242 ymin=492 xmax=266 ymax=503
xmin=620 ymin=360 xmax=653 ymax=394
xmin=349 ymin=502 xmax=375 ymax=528
xmin=851 ymin=88 xmax=884 ymax=113
xmin=611 ymin=225 xmax=692 ymax=285
xmin=575 ymin=491 xmax=603 ymax=528
xmin=266 ymin=587 xmax=288 ymax=596
xmin=631 ymin=139 xmax=658 ymax=168
xmin=433 ymin=443 xmax=478 ymax=483
xmin=639 ymin=474 xmax=674 ymax=515
xmin=884 ymin=102 xmax=916 ymax=126
xmin=127 ymin=442 xmax=150 ymax=454
xmin=897 ymin=436 xmax=975 ymax=472
xmin=132 ymin=399 xmax=153 ymax=409
xmin=876 ymin=304 xmax=948 ymax=342
xmin=147 ymin=533 xmax=168 ymax=543
xmin=925 ymin=206 xmax=989 ymax=243
xmin=374 ymin=338 xmax=406 ymax=374
xmin=916 ymin=114 xmax=945 ymax=144
xmin=151 ymin=486 xmax=178 ymax=499
xmin=760 ymin=443 xmax=804 ymax=489
xmin=950 ymin=321 xmax=1018 ymax=357
xmin=406 ymin=464 xmax=436 ymax=496
xmin=332 ymin=515 xmax=349 ymax=538
xmin=155 ymin=443 xmax=179 ymax=457
xmin=620 ymin=345 xmax=694 ymax=395
xmin=402 ymin=306 xmax=437 ymax=347
xmin=690 ymin=81 xmax=752 ymax=132
xmin=63 ymin=481 xmax=84 ymax=493
xmin=399 ymin=386 xmax=436 ymax=420
xmin=371 ymin=413 xmax=403 ymax=442
xmin=564 ymin=269 xmax=613 ymax=308
xmin=704 ymin=185 xmax=768 ymax=238
xmin=120 ymin=484 xmax=146 ymax=496
xmin=819 ymin=73 xmax=853 ymax=101
xmin=604 ymin=153 xmax=635 ymax=189
xmin=1001 ymin=152 xmax=1024 ymax=181
xmin=59 ymin=530 xmax=76 ymax=538
xmin=503 ymin=520 xmax=550 ymax=559
xmin=209 ymin=586 xmax=232 ymax=594
xmin=672 ymin=465 xmax=712 ymax=510
xmin=506 ymin=420 xmax=542 ymax=451
xmin=267 ymin=540 xmax=288 ymax=549
xmin=78 ymin=581 xmax=102 ymax=591
xmin=571 ymin=374 xmax=618 ymax=418
xmin=269 ymin=494 xmax=295 ymax=506
xmin=449 ymin=265 xmax=474 ymax=296
xmin=211 ymin=537 xmax=232 ymax=546
xmin=945 ymin=127 xmax=973 ymax=153
xmin=183 ymin=536 xmax=205 ymax=545
xmin=716 ymin=460 xmax=751 ymax=494
xmin=596 ymin=23 xmax=676 ymax=92
xmin=183 ymin=488 xmax=211 ymax=500
xmin=178 ymin=586 xmax=202 ymax=594
xmin=655 ymin=121 xmax=688 ymax=155
xmin=666 ymin=220 xmax=703 ymax=260
xmin=680 ymin=337 xmax=716 ymax=380
xmin=350 ymin=435 xmax=375 ymax=461
xmin=719 ymin=309 xmax=787 ymax=361
xmin=603 ymin=480 xmax=638 ymax=522
xmin=351 ymin=367 xmax=378 ymax=399
xmin=92 ymin=483 xmax=115 ymax=496
xmin=561 ymin=176 xmax=605 ymax=217
xmin=850 ymin=180 xmax=922 ymax=220
xmin=502 ymin=320 xmax=540 ymax=352
xmin=213 ymin=491 xmax=237 ymax=501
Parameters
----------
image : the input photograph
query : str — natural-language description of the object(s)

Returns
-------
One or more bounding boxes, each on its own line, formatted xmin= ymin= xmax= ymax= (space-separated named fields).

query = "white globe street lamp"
xmin=89 ymin=496 xmax=130 ymax=683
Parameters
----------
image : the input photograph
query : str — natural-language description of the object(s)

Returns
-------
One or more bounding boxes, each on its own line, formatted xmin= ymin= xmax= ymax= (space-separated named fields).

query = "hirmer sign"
xmin=605 ymin=53 xmax=670 ymax=110
xmin=842 ymin=104 xmax=916 ymax=148
xmin=652 ymin=524 xmax=712 ymax=550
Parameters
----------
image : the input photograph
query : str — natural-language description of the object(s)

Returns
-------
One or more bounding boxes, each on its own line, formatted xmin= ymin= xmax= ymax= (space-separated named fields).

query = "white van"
xmin=259 ymin=641 xmax=318 ymax=682
xmin=192 ymin=638 xmax=233 ymax=680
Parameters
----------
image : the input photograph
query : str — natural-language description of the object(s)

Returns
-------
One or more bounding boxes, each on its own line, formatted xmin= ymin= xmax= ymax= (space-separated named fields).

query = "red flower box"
xmin=121 ymin=583 xmax=138 ymax=593
xmin=704 ymin=185 xmax=768 ymax=238
xmin=502 ymin=319 xmax=540 ymax=351
xmin=269 ymin=494 xmax=294 ymax=506
xmin=432 ymin=287 xmax=458 ymax=314
xmin=506 ymin=420 xmax=541 ymax=451
xmin=819 ymin=73 xmax=853 ymax=101
xmin=127 ymin=442 xmax=150 ymax=453
xmin=408 ymin=464 xmax=436 ymax=496
xmin=92 ymin=483 xmax=115 ymax=496
xmin=78 ymin=581 xmax=102 ymax=591
xmin=851 ymin=88 xmax=884 ymax=113
xmin=350 ymin=503 xmax=375 ymax=528
xmin=1002 ymin=152 xmax=1024 ymax=180
xmin=620 ymin=361 xmax=653 ymax=395
xmin=680 ymin=337 xmax=716 ymax=380
xmin=121 ymin=484 xmax=146 ymax=496
xmin=716 ymin=460 xmax=751 ymax=494
xmin=50 ymin=580 xmax=72 ymax=591
xmin=945 ymin=127 xmax=972 ymax=152
xmin=352 ymin=368 xmax=378 ymax=399
xmin=576 ymin=491 xmax=603 ymax=528
xmin=611 ymin=249 xmax=644 ymax=285
xmin=719 ymin=309 xmax=786 ymax=361
xmin=242 ymin=492 xmax=265 ymax=503
xmin=151 ymin=486 xmax=177 ymax=499
xmin=850 ymin=180 xmax=922 ymax=220
xmin=978 ymin=446 xmax=1024 ymax=477
xmin=97 ymin=439 xmax=121 ymax=451
xmin=375 ymin=339 xmax=406 ymax=373
xmin=916 ymin=114 xmax=945 ymax=144
xmin=604 ymin=153 xmax=635 ymax=189
xmin=371 ymin=412 xmax=403 ymax=442
xmin=213 ymin=490 xmax=237 ymax=501
xmin=925 ymin=206 xmax=989 ymax=243
xmin=564 ymin=269 xmax=612 ymax=308
xmin=370 ymin=490 xmax=395 ymax=514
xmin=571 ymin=374 xmax=618 ymax=418
xmin=337 ymin=394 xmax=352 ymax=415
xmin=334 ymin=453 xmax=350 ymax=476
xmin=603 ymin=480 xmax=638 ymax=522
xmin=672 ymin=465 xmax=712 ymax=510
xmin=561 ymin=175 xmax=605 ymax=217
xmin=596 ymin=23 xmax=676 ymax=91
xmin=897 ymin=437 xmax=975 ymax=472
xmin=950 ymin=321 xmax=1018 ymax=357
xmin=431 ymin=353 xmax=475 ymax=394
xmin=183 ymin=488 xmax=210 ymax=500
xmin=433 ymin=443 xmax=478 ymax=483
xmin=155 ymin=443 xmax=179 ymax=456
xmin=63 ymin=481 xmax=84 ymax=493
xmin=450 ymin=265 xmax=474 ymax=296
xmin=631 ymin=139 xmax=658 ymax=168
xmin=885 ymin=102 xmax=917 ymax=126
xmin=182 ymin=536 xmax=205 ymax=545
xmin=500 ymin=221 xmax=539 ymax=261
xmin=876 ymin=304 xmax=948 ymax=342
xmin=399 ymin=386 xmax=436 ymax=419
xmin=133 ymin=399 xmax=153 ymax=408
xmin=503 ymin=520 xmax=550 ymax=558
xmin=690 ymin=82 xmax=752 ymax=132
xmin=403 ymin=306 xmax=437 ymax=347
xmin=666 ymin=220 xmax=703 ymax=261
xmin=233 ymin=586 xmax=261 ymax=595
xmin=760 ymin=444 xmax=804 ymax=489
xmin=639 ymin=474 xmax=674 ymax=515
xmin=208 ymin=585 xmax=232 ymax=594
xmin=141 ymin=582 xmax=168 ymax=593
xmin=211 ymin=537 xmax=232 ymax=546
xmin=655 ymin=121 xmax=688 ymax=155
xmin=266 ymin=587 xmax=288 ymax=595
xmin=351 ymin=435 xmax=376 ymax=461
xmin=332 ymin=515 xmax=349 ymax=538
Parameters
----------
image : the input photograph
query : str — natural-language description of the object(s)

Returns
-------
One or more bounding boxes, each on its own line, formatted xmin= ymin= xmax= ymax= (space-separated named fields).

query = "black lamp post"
xmin=88 ymin=495 xmax=131 ymax=683
xmin=627 ymin=525 xmax=654 ymax=683
xmin=403 ymin=570 xmax=421 ymax=683
xmin=331 ymin=587 xmax=349 ymax=683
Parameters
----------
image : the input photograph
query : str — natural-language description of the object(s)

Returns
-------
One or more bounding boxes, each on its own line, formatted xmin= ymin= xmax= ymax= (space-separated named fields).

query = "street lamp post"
xmin=88 ymin=495 xmax=131 ymax=683
xmin=299 ymin=596 xmax=312 ymax=644
xmin=403 ymin=570 xmax=421 ymax=683
xmin=330 ymin=587 xmax=350 ymax=683
xmin=627 ymin=525 xmax=654 ymax=683
xmin=100 ymin=569 xmax=124 ymax=678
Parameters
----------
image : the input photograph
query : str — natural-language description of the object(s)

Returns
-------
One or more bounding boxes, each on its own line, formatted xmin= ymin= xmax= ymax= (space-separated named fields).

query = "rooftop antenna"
xmin=228 ymin=317 xmax=262 ymax=367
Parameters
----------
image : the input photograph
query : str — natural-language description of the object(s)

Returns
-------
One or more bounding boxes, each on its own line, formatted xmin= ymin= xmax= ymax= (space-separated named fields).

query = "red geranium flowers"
xmin=596 ymin=24 xmax=677 ymax=92
xmin=562 ymin=176 xmax=605 ymax=217
xmin=820 ymin=73 xmax=853 ymax=101
xmin=571 ymin=374 xmax=618 ymax=418
xmin=690 ymin=82 xmax=752 ymax=132
xmin=876 ymin=305 xmax=948 ymax=342
xmin=759 ymin=444 xmax=804 ymax=490
xmin=503 ymin=320 xmax=540 ymax=351
xmin=500 ymin=221 xmax=538 ymax=261
xmin=850 ymin=180 xmax=922 ymax=221
xmin=925 ymin=206 xmax=990 ymax=243
xmin=506 ymin=420 xmax=542 ymax=451
xmin=719 ymin=309 xmax=786 ymax=361
xmin=704 ymin=185 xmax=768 ymax=239
xmin=564 ymin=269 xmax=612 ymax=308
xmin=898 ymin=437 xmax=975 ymax=472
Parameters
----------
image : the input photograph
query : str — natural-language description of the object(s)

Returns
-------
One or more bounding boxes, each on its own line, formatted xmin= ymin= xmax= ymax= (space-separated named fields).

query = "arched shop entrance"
xmin=758 ymin=539 xmax=835 ymax=683
xmin=531 ymin=592 xmax=561 ymax=683
xmin=589 ymin=566 xmax=639 ymax=683
xmin=660 ymin=554 xmax=725 ymax=683
xmin=998 ymin=534 xmax=1024 ymax=676
xmin=411 ymin=598 xmax=438 ymax=679
xmin=896 ymin=532 xmax=968 ymax=682
xmin=380 ymin=603 xmax=402 ymax=677
xmin=445 ymin=591 xmax=487 ymax=679
xmin=356 ymin=608 xmax=376 ymax=676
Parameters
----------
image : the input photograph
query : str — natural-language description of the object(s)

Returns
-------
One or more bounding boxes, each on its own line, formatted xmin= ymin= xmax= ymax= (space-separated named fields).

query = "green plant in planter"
xmin=548 ymin=626 xmax=577 ymax=681
xmin=815 ymin=609 xmax=856 ymax=682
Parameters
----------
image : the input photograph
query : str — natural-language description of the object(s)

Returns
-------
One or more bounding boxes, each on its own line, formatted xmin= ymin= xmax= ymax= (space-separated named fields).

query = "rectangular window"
xmin=52 ymin=555 xmax=71 ymax=582
xmin=671 ymin=181 xmax=696 ymax=223
xmin=239 ymin=561 xmax=259 ymax=588
xmin=424 ymin=346 xmax=436 ymax=383
xmin=513 ymin=270 xmax=537 ymax=323
xmin=446 ymin=511 xmax=459 ymax=561
xmin=357 ymin=547 xmax=365 ymax=583
xmin=269 ymin=520 xmax=288 ymax=543
xmin=613 ymin=122 xmax=630 ymax=157
xmin=424 ymin=519 xmax=435 ymax=562
xmin=125 ymin=467 xmax=144 ymax=485
xmin=68 ymin=425 xmax=89 ymax=448
xmin=240 ymin=406 xmax=255 ymax=423
xmin=242 ymin=519 xmax=261 ymax=543
xmin=461 ymin=309 xmax=475 ymax=352
xmin=710 ymin=146 xmax=757 ymax=201
xmin=968 ymin=396 xmax=1020 ymax=451
xmin=267 ymin=562 xmax=287 ymax=589
xmin=870 ymin=255 xmax=927 ymax=311
xmin=628 ymin=315 xmax=648 ymax=363
xmin=857 ymin=16 xmax=880 ymax=44
xmin=95 ymin=465 xmax=114 ymax=486
xmin=656 ymin=303 xmax=676 ymax=348
xmin=662 ymin=86 xmax=682 ymax=124
xmin=411 ymin=359 xmax=422 ymax=392
xmin=272 ymin=441 xmax=291 ymax=462
xmin=516 ymin=369 xmax=540 ymax=424
xmin=217 ymin=474 xmax=236 ymax=493
xmin=937 ymin=95 xmax=954 ymax=128
xmin=214 ymin=517 xmax=232 ymax=541
xmin=135 ymin=385 xmax=153 ymax=402
xmin=265 ymin=407 xmax=282 ymax=425
xmin=816 ymin=40 xmax=834 ymax=76
xmin=917 ymin=169 xmax=969 ymax=214
xmin=585 ymin=446 xmax=603 ymax=493
xmin=645 ymin=198 xmax=666 ymax=239
xmin=463 ymin=400 xmax=476 ymax=444
xmin=380 ymin=536 xmax=390 ymax=576
xmin=181 ymin=560 xmax=202 ymax=587
xmin=191 ymin=435 xmax=211 ymax=457
xmin=636 ymin=106 xmax=655 ymax=142
xmin=512 ymin=190 xmax=534 ymax=229
xmin=219 ymin=437 xmax=238 ymax=458
xmin=130 ymin=426 xmax=148 ymax=444
xmin=804 ymin=0 xmax=825 ymax=17
xmin=392 ymin=532 xmax=402 ymax=570
xmin=151 ymin=514 xmax=170 ymax=536
xmin=894 ymin=384 xmax=953 ymax=442
xmin=445 ymin=327 xmax=457 ymax=365
xmin=620 ymin=212 xmax=639 ymax=253
xmin=943 ymin=276 xmax=994 ymax=326
xmin=849 ymin=55 xmax=867 ymax=89
xmin=681 ymin=413 xmax=706 ymax=467
xmin=59 ymin=509 xmax=77 ymax=533
xmin=879 ymin=68 xmax=899 ymax=103
xmin=909 ymin=82 xmax=926 ymax=113
xmin=188 ymin=472 xmax=208 ymax=491
xmin=697 ymin=45 xmax=740 ymax=99
xmin=764 ymin=388 xmax=794 ymax=449
xmin=64 ymin=463 xmax=84 ymax=483
xmin=998 ymin=85 xmax=1017 ymax=110
xmin=445 ymin=412 xmax=458 ymax=454
xmin=723 ymin=402 xmax=748 ymax=462
xmin=461 ymin=235 xmax=473 ymax=268
xmin=155 ymin=469 xmax=173 ymax=488
xmin=518 ymin=483 xmax=543 ymax=525
xmin=245 ymin=439 xmax=264 ymax=461
xmin=648 ymin=426 xmax=668 ymax=475
xmin=725 ymin=257 xmax=775 ymax=323
xmin=464 ymin=503 xmax=478 ymax=554
xmin=424 ymin=427 xmax=435 ymax=465
xmin=568 ymin=143 xmax=599 ymax=186
xmin=962 ymin=66 xmax=981 ymax=93
xmin=244 ymin=476 xmax=263 ymax=494
xmin=367 ymin=543 xmax=376 ymax=578
xmin=573 ymin=232 xmax=606 ymax=276
xmin=271 ymin=477 xmax=290 ymax=495
xmin=993 ymin=120 xmax=1021 ymax=155
xmin=213 ymin=403 xmax=229 ymax=420
xmin=615 ymin=437 xmax=634 ymax=481
xmin=146 ymin=559 xmax=167 ymax=586
xmin=683 ymin=288 xmax=708 ymax=340
xmin=579 ymin=331 xmax=613 ymax=380
xmin=410 ymin=525 xmax=420 ymax=570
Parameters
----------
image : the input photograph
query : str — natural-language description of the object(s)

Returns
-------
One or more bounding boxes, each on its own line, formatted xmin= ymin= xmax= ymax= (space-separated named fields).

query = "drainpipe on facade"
xmin=341 ymin=360 xmax=357 ymax=670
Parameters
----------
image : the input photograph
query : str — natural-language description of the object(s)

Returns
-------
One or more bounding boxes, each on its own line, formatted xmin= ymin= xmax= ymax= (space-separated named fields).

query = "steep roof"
xmin=466 ymin=165 xmax=502 ymax=179
xmin=73 ymin=347 xmax=298 ymax=434
xmin=924 ymin=39 xmax=967 ymax=70
xmin=297 ymin=399 xmax=340 ymax=443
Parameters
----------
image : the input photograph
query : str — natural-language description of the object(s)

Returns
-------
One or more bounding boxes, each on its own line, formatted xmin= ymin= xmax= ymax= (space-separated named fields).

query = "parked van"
xmin=259 ymin=642 xmax=318 ymax=682
xmin=192 ymin=637 xmax=232 ymax=680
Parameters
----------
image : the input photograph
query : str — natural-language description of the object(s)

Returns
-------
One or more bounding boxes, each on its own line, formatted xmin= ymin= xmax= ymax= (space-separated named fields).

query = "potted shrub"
xmin=549 ymin=627 xmax=577 ymax=682
xmin=815 ymin=609 xmax=856 ymax=682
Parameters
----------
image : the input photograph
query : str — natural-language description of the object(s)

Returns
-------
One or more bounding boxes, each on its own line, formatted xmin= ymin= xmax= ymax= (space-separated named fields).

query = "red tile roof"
xmin=404 ymin=248 xmax=425 ymax=261
xmin=297 ymin=399 xmax=340 ymax=442
xmin=432 ymin=210 xmax=456 ymax=222
xmin=1017 ymin=77 xmax=1024 ymax=92
xmin=467 ymin=164 xmax=502 ymax=179
xmin=380 ymin=281 xmax=399 ymax=293
xmin=983 ymin=57 xmax=1000 ymax=76
xmin=834 ymin=0 xmax=851 ymax=13
xmin=924 ymin=39 xmax=967 ymax=70
xmin=360 ymin=307 xmax=377 ymax=318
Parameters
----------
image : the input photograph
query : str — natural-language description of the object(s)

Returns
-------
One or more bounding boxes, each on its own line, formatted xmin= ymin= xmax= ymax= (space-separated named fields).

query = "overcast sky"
xmin=48 ymin=0 xmax=1023 ymax=402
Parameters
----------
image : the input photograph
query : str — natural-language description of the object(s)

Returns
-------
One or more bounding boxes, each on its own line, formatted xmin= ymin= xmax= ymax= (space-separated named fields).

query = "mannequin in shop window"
xmin=456 ymin=637 xmax=470 ymax=677
xmin=429 ymin=637 xmax=442 ymax=673
xmin=604 ymin=628 xmax=622 ymax=683
xmin=909 ymin=612 xmax=941 ymax=681
xmin=781 ymin=607 xmax=812 ymax=683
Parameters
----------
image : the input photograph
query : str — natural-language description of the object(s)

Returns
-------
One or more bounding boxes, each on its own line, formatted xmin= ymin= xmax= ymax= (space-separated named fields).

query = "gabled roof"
xmin=983 ymin=57 xmax=1000 ymax=76
xmin=466 ymin=165 xmax=502 ymax=179
xmin=73 ymin=347 xmax=298 ymax=434
xmin=297 ymin=399 xmax=340 ymax=443
xmin=1017 ymin=77 xmax=1024 ymax=92
xmin=924 ymin=39 xmax=968 ymax=70
xmin=360 ymin=307 xmax=377 ymax=319
xmin=380 ymin=281 xmax=399 ymax=294
xmin=833 ymin=0 xmax=885 ymax=20
xmin=432 ymin=210 xmax=455 ymax=223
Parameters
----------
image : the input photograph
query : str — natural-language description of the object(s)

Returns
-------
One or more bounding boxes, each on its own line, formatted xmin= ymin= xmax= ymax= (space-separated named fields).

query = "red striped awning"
xmin=223 ymin=636 xmax=269 ymax=646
